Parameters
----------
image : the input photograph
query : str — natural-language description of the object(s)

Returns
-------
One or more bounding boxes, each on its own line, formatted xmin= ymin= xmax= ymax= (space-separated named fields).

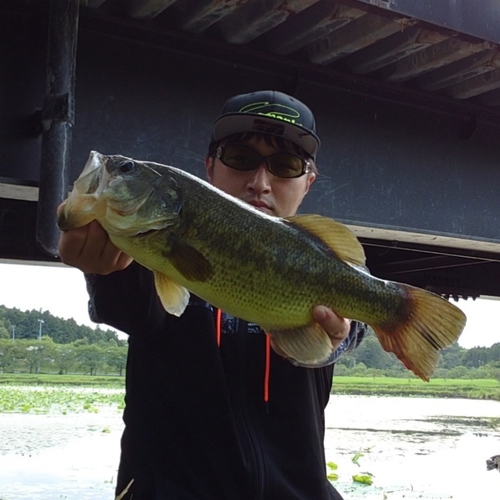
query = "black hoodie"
xmin=86 ymin=263 xmax=365 ymax=500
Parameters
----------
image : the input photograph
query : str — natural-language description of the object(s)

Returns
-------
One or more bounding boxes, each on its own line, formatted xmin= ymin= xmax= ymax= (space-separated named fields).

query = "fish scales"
xmin=155 ymin=167 xmax=405 ymax=330
xmin=58 ymin=151 xmax=467 ymax=380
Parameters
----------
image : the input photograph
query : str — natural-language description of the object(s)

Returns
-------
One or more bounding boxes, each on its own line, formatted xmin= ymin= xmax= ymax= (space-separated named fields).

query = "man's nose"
xmin=246 ymin=163 xmax=272 ymax=192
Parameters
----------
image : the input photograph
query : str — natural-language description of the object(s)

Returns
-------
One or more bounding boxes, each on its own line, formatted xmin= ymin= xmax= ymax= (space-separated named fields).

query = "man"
xmin=58 ymin=90 xmax=366 ymax=499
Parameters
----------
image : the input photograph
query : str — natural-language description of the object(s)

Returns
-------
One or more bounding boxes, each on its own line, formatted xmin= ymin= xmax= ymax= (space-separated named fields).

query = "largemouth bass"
xmin=58 ymin=151 xmax=466 ymax=380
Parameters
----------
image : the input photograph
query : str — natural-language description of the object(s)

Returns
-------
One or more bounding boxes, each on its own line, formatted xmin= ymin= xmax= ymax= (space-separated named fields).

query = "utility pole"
xmin=11 ymin=325 xmax=15 ymax=341
xmin=37 ymin=319 xmax=44 ymax=340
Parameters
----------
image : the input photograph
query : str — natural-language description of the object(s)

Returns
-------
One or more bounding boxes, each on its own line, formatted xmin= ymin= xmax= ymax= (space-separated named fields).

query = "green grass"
xmin=332 ymin=376 xmax=500 ymax=400
xmin=1 ymin=373 xmax=499 ymax=401
xmin=0 ymin=373 xmax=125 ymax=387
xmin=335 ymin=376 xmax=500 ymax=387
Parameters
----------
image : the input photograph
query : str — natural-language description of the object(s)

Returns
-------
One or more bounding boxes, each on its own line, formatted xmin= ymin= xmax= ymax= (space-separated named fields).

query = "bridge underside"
xmin=1 ymin=1 xmax=500 ymax=299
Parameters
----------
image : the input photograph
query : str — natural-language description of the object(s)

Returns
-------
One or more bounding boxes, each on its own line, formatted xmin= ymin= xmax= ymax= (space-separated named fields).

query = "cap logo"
xmin=239 ymin=101 xmax=302 ymax=126
xmin=251 ymin=119 xmax=285 ymax=136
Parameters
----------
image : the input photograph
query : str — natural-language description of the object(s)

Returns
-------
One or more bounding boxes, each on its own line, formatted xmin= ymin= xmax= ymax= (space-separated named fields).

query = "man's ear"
xmin=303 ymin=172 xmax=316 ymax=196
xmin=205 ymin=156 xmax=214 ymax=183
xmin=296 ymin=172 xmax=316 ymax=208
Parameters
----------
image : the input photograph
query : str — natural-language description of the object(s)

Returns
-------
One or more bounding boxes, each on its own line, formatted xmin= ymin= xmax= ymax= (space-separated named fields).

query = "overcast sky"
xmin=0 ymin=262 xmax=498 ymax=348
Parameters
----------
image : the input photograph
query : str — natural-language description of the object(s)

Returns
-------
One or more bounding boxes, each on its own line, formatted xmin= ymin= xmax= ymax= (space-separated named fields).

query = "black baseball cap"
xmin=210 ymin=90 xmax=320 ymax=159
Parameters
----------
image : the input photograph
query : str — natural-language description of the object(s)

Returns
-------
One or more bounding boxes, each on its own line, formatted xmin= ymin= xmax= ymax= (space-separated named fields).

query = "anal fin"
xmin=268 ymin=323 xmax=333 ymax=366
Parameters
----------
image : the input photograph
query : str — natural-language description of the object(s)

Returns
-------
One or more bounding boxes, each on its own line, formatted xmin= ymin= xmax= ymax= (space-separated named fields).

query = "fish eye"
xmin=119 ymin=160 xmax=135 ymax=174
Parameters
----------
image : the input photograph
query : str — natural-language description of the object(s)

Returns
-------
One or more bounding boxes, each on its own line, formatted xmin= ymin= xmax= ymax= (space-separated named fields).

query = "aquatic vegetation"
xmin=0 ymin=385 xmax=124 ymax=414
xmin=327 ymin=450 xmax=375 ymax=486
xmin=352 ymin=472 xmax=374 ymax=485
xmin=326 ymin=461 xmax=339 ymax=481
xmin=351 ymin=451 xmax=364 ymax=466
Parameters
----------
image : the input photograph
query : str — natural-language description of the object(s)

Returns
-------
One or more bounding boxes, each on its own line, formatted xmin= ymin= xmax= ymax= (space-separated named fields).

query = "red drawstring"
xmin=215 ymin=309 xmax=271 ymax=405
xmin=216 ymin=308 xmax=222 ymax=347
xmin=264 ymin=333 xmax=271 ymax=404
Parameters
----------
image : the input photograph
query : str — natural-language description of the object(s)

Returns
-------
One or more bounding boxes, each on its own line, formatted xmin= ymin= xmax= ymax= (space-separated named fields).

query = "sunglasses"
xmin=215 ymin=144 xmax=311 ymax=179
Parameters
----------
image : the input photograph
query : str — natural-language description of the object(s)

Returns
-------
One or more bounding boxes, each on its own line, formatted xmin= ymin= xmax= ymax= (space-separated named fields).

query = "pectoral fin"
xmin=162 ymin=237 xmax=214 ymax=282
xmin=153 ymin=271 xmax=190 ymax=317
xmin=268 ymin=323 xmax=333 ymax=365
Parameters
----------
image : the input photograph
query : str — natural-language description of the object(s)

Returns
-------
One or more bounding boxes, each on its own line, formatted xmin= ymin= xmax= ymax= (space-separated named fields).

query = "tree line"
xmin=0 ymin=304 xmax=123 ymax=344
xmin=1 ymin=305 xmax=499 ymax=379
xmin=0 ymin=304 xmax=127 ymax=376
xmin=0 ymin=337 xmax=127 ymax=376
xmin=336 ymin=328 xmax=500 ymax=380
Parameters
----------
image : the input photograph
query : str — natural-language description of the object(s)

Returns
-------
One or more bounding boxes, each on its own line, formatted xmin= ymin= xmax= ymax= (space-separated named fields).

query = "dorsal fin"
xmin=286 ymin=214 xmax=366 ymax=267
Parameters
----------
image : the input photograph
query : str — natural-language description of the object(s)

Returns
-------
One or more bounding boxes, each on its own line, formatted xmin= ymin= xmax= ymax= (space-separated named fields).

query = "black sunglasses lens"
xmin=268 ymin=154 xmax=304 ymax=178
xmin=221 ymin=145 xmax=306 ymax=178
xmin=222 ymin=145 xmax=261 ymax=171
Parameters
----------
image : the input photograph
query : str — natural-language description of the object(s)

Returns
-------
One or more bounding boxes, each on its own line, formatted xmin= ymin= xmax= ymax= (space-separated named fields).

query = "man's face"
xmin=205 ymin=136 xmax=316 ymax=218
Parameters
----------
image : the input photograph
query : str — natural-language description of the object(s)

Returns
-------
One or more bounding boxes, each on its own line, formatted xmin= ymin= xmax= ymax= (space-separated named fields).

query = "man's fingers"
xmin=58 ymin=220 xmax=133 ymax=275
xmin=313 ymin=305 xmax=351 ymax=349
xmin=270 ymin=306 xmax=352 ymax=361
xmin=115 ymin=252 xmax=134 ymax=271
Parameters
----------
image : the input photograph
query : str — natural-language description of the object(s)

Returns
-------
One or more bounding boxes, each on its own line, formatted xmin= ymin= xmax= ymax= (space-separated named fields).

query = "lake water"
xmin=0 ymin=392 xmax=499 ymax=499
xmin=325 ymin=395 xmax=500 ymax=499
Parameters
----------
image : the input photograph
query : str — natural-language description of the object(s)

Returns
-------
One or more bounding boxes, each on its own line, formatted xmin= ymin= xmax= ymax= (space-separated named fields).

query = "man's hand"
xmin=270 ymin=305 xmax=351 ymax=360
xmin=312 ymin=305 xmax=351 ymax=351
xmin=57 ymin=204 xmax=133 ymax=275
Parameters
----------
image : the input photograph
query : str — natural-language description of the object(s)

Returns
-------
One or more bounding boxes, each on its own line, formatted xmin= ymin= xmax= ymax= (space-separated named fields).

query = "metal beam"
xmin=410 ymin=49 xmax=500 ymax=92
xmin=215 ymin=0 xmax=318 ymax=45
xmin=79 ymin=0 xmax=106 ymax=7
xmin=378 ymin=37 xmax=489 ymax=83
xmin=253 ymin=1 xmax=366 ymax=55
xmin=340 ymin=0 xmax=500 ymax=45
xmin=343 ymin=27 xmax=446 ymax=74
xmin=36 ymin=0 xmax=79 ymax=257
xmin=75 ymin=10 xmax=500 ymax=127
xmin=308 ymin=11 xmax=412 ymax=64
xmin=128 ymin=0 xmax=177 ymax=20
xmin=446 ymin=67 xmax=500 ymax=99
xmin=177 ymin=0 xmax=252 ymax=33
xmin=472 ymin=87 xmax=500 ymax=107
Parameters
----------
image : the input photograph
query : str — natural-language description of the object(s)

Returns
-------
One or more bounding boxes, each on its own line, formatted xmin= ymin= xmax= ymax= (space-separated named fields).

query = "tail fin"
xmin=268 ymin=323 xmax=333 ymax=366
xmin=373 ymin=285 xmax=466 ymax=381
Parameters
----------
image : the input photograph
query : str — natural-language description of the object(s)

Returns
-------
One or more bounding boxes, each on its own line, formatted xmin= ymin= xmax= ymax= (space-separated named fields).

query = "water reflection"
xmin=0 ymin=406 xmax=123 ymax=500
xmin=0 ymin=394 xmax=499 ymax=499
xmin=325 ymin=395 xmax=500 ymax=499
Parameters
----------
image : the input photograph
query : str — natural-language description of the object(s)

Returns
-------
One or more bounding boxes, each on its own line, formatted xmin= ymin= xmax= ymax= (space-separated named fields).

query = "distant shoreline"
xmin=1 ymin=373 xmax=499 ymax=402
xmin=333 ymin=375 xmax=500 ymax=401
